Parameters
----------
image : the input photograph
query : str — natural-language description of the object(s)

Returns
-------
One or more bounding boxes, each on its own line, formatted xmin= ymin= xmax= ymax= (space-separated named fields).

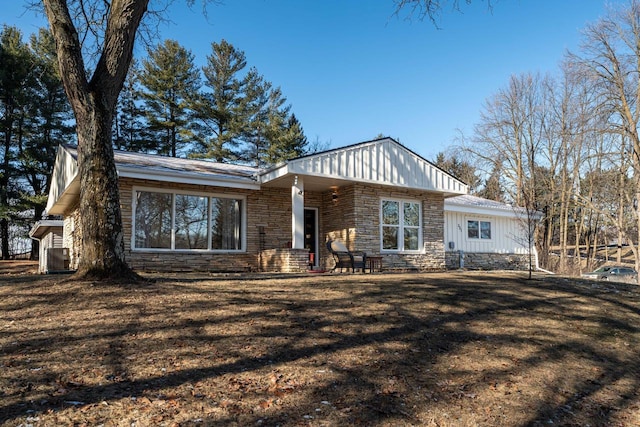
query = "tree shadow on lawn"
xmin=1 ymin=272 xmax=639 ymax=426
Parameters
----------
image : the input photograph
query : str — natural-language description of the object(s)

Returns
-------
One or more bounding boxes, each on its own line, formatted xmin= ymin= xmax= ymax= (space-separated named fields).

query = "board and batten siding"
xmin=444 ymin=210 xmax=530 ymax=255
xmin=272 ymin=138 xmax=467 ymax=195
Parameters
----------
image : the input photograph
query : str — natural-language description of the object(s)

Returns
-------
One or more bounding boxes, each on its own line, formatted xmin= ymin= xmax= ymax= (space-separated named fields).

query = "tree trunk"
xmin=74 ymin=106 xmax=132 ymax=278
xmin=43 ymin=0 xmax=148 ymax=281
xmin=0 ymin=218 xmax=9 ymax=260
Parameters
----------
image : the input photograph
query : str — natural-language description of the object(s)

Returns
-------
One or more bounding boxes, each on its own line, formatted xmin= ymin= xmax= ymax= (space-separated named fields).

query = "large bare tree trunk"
xmin=43 ymin=0 xmax=148 ymax=280
xmin=75 ymin=105 xmax=130 ymax=276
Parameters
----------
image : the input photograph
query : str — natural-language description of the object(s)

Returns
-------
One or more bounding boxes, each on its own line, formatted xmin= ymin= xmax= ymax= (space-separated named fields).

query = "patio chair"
xmin=326 ymin=239 xmax=367 ymax=273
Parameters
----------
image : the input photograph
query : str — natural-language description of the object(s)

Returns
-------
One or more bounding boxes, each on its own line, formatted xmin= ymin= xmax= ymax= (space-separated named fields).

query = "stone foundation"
xmin=259 ymin=248 xmax=310 ymax=273
xmin=446 ymin=251 xmax=534 ymax=271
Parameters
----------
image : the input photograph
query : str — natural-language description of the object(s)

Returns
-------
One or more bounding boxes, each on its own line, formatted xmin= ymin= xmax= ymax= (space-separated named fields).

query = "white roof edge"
xmin=258 ymin=163 xmax=290 ymax=183
xmin=445 ymin=203 xmax=524 ymax=218
xmin=118 ymin=166 xmax=261 ymax=190
xmin=29 ymin=219 xmax=64 ymax=239
xmin=45 ymin=145 xmax=79 ymax=214
xmin=445 ymin=196 xmax=543 ymax=219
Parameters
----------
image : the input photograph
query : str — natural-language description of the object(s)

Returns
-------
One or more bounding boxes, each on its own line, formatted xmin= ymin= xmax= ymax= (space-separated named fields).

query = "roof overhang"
xmin=117 ymin=165 xmax=261 ymax=190
xmin=29 ymin=220 xmax=64 ymax=240
xmin=45 ymin=145 xmax=79 ymax=216
xmin=259 ymin=138 xmax=468 ymax=196
xmin=445 ymin=197 xmax=543 ymax=220
xmin=45 ymin=145 xmax=261 ymax=215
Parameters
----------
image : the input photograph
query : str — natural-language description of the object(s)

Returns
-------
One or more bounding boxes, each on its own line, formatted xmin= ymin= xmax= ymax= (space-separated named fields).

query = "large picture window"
xmin=381 ymin=199 xmax=422 ymax=252
xmin=133 ymin=189 xmax=245 ymax=251
xmin=467 ymin=220 xmax=491 ymax=240
xmin=134 ymin=192 xmax=172 ymax=249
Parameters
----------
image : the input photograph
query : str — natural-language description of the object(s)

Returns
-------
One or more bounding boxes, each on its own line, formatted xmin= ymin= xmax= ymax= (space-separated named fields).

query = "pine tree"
xmin=275 ymin=113 xmax=308 ymax=163
xmin=18 ymin=28 xmax=74 ymax=258
xmin=434 ymin=151 xmax=480 ymax=193
xmin=113 ymin=60 xmax=151 ymax=152
xmin=477 ymin=165 xmax=504 ymax=202
xmin=241 ymin=74 xmax=308 ymax=167
xmin=192 ymin=39 xmax=248 ymax=162
xmin=0 ymin=26 xmax=34 ymax=259
xmin=138 ymin=39 xmax=200 ymax=157
xmin=240 ymin=68 xmax=272 ymax=167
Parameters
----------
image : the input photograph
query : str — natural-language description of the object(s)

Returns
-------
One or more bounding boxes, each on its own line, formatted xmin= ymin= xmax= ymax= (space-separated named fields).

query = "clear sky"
xmin=4 ymin=0 xmax=610 ymax=160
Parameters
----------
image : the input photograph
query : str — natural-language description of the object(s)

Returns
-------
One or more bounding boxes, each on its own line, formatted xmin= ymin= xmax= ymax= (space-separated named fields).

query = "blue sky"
xmin=5 ymin=0 xmax=610 ymax=160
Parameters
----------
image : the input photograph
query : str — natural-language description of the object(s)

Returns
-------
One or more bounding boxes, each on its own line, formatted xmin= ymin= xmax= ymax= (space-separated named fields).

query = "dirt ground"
xmin=1 ymin=261 xmax=640 ymax=426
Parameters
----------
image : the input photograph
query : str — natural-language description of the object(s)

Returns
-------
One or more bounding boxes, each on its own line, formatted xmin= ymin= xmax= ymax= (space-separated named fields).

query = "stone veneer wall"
xmin=63 ymin=177 xmax=447 ymax=273
xmin=118 ymin=178 xmax=324 ymax=272
xmin=321 ymin=184 xmax=446 ymax=271
xmin=260 ymin=248 xmax=310 ymax=272
xmin=445 ymin=251 xmax=535 ymax=271
xmin=62 ymin=204 xmax=81 ymax=271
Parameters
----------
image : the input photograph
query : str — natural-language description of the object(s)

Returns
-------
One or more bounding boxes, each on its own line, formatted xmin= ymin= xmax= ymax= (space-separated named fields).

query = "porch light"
xmin=332 ymin=190 xmax=338 ymax=203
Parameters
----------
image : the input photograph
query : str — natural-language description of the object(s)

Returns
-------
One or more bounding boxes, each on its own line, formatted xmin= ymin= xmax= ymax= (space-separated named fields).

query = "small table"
xmin=367 ymin=256 xmax=383 ymax=273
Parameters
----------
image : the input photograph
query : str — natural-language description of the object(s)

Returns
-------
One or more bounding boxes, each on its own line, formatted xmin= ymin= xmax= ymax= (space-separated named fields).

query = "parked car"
xmin=581 ymin=266 xmax=638 ymax=282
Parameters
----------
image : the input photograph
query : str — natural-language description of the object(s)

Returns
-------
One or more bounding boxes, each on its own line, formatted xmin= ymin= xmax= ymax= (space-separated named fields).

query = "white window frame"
xmin=379 ymin=198 xmax=423 ymax=253
xmin=466 ymin=218 xmax=492 ymax=241
xmin=131 ymin=186 xmax=247 ymax=253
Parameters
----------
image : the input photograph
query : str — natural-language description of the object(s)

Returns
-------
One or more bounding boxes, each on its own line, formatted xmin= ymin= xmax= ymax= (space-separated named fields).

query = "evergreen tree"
xmin=477 ymin=164 xmax=505 ymax=202
xmin=113 ymin=60 xmax=151 ymax=152
xmin=0 ymin=26 xmax=34 ymax=259
xmin=262 ymin=106 xmax=308 ymax=166
xmin=278 ymin=113 xmax=309 ymax=162
xmin=241 ymin=71 xmax=308 ymax=167
xmin=138 ymin=39 xmax=200 ymax=157
xmin=192 ymin=39 xmax=248 ymax=162
xmin=240 ymin=68 xmax=272 ymax=167
xmin=434 ymin=151 xmax=480 ymax=193
xmin=18 ymin=28 xmax=74 ymax=258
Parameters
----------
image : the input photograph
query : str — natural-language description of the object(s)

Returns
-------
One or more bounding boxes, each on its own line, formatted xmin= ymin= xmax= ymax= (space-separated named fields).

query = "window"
xmin=381 ymin=199 xmax=422 ymax=252
xmin=467 ymin=220 xmax=491 ymax=240
xmin=175 ymin=194 xmax=209 ymax=249
xmin=135 ymin=191 xmax=172 ymax=249
xmin=133 ymin=189 xmax=245 ymax=251
xmin=211 ymin=197 xmax=243 ymax=250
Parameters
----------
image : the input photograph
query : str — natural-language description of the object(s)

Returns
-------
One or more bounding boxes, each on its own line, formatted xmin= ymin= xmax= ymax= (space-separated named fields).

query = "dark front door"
xmin=304 ymin=208 xmax=318 ymax=267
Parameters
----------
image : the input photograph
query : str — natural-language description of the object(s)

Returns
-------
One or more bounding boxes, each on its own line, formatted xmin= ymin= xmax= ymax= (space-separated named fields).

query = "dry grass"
xmin=1 ymin=262 xmax=640 ymax=426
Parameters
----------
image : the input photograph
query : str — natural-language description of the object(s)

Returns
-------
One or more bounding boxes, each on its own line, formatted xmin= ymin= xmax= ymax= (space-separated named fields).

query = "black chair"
xmin=326 ymin=239 xmax=366 ymax=273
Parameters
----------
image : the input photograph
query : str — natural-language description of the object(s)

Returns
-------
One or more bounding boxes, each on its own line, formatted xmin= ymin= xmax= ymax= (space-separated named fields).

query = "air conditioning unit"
xmin=46 ymin=248 xmax=69 ymax=272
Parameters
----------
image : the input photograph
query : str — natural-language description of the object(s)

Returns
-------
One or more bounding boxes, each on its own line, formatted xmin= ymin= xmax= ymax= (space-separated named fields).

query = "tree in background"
xmin=242 ymin=74 xmax=308 ymax=167
xmin=18 ymin=28 xmax=74 ymax=258
xmin=192 ymin=39 xmax=248 ymax=162
xmin=434 ymin=151 xmax=480 ymax=194
xmin=270 ymin=113 xmax=308 ymax=164
xmin=0 ymin=26 xmax=35 ymax=259
xmin=568 ymin=0 xmax=640 ymax=279
xmin=113 ymin=60 xmax=151 ymax=152
xmin=138 ymin=39 xmax=200 ymax=157
xmin=239 ymin=67 xmax=271 ymax=167
xmin=475 ymin=163 xmax=504 ymax=202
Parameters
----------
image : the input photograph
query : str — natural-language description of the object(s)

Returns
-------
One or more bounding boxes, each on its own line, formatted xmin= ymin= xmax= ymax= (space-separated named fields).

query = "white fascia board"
xmin=29 ymin=220 xmax=64 ymax=239
xmin=445 ymin=203 xmax=524 ymax=219
xmin=117 ymin=166 xmax=261 ymax=190
xmin=259 ymin=164 xmax=290 ymax=184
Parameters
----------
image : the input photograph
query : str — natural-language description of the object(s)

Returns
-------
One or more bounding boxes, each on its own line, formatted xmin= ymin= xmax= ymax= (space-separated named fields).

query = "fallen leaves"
xmin=1 ymin=271 xmax=640 ymax=426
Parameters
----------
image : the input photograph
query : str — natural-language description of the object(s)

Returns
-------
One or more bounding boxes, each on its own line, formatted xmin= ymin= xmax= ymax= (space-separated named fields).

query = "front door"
xmin=304 ymin=208 xmax=318 ymax=267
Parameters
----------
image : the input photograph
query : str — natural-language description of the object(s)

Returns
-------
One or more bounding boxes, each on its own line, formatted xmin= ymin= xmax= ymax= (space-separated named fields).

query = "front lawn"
xmin=1 ymin=267 xmax=639 ymax=426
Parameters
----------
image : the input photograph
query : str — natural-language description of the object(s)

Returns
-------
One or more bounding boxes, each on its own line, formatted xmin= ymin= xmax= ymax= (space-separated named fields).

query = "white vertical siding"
xmin=276 ymin=138 xmax=468 ymax=194
xmin=444 ymin=210 xmax=531 ymax=254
